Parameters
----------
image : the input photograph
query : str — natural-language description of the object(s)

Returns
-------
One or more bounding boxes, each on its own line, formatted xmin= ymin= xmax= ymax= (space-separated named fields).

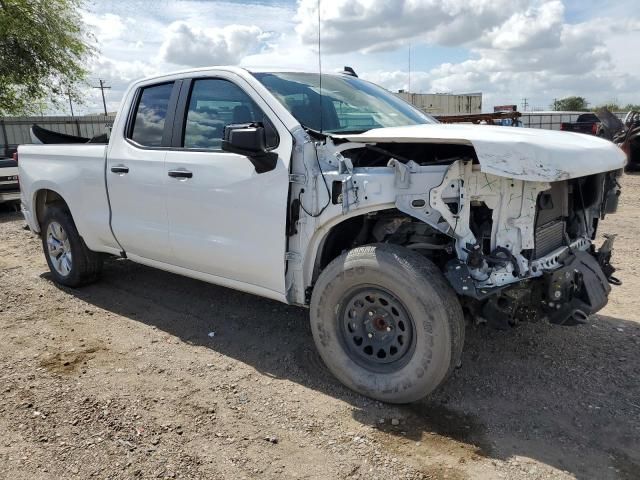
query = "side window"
xmin=129 ymin=82 xmax=174 ymax=147
xmin=183 ymin=79 xmax=277 ymax=150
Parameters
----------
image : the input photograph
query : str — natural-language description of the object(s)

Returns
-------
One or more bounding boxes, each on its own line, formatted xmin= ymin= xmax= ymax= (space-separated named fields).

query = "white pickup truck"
xmin=19 ymin=67 xmax=625 ymax=403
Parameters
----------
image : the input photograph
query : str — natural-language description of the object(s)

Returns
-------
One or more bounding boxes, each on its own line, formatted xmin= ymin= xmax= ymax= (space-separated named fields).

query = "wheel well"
xmin=35 ymin=189 xmax=69 ymax=229
xmin=312 ymin=209 xmax=455 ymax=283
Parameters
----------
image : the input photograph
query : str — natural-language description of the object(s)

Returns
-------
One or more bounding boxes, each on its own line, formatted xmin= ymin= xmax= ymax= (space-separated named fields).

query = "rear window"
xmin=129 ymin=82 xmax=175 ymax=147
xmin=576 ymin=113 xmax=598 ymax=123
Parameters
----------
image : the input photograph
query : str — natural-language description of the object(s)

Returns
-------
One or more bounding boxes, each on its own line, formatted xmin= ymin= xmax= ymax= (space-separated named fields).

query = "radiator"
xmin=534 ymin=220 xmax=565 ymax=258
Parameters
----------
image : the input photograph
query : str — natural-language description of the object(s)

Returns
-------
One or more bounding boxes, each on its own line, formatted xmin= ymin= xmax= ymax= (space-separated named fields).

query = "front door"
xmin=164 ymin=76 xmax=291 ymax=296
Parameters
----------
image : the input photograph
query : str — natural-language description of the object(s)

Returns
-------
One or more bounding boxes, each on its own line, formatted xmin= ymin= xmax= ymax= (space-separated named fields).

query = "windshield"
xmin=252 ymin=72 xmax=437 ymax=134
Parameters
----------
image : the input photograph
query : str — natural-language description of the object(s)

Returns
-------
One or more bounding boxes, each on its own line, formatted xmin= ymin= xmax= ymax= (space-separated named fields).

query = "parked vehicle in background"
xmin=17 ymin=66 xmax=626 ymax=403
xmin=614 ymin=111 xmax=640 ymax=171
xmin=436 ymin=111 xmax=522 ymax=126
xmin=0 ymin=154 xmax=20 ymax=206
xmin=560 ymin=112 xmax=602 ymax=135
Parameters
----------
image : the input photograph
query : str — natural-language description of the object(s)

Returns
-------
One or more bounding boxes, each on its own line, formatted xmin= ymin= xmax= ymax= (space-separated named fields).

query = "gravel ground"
xmin=0 ymin=174 xmax=639 ymax=480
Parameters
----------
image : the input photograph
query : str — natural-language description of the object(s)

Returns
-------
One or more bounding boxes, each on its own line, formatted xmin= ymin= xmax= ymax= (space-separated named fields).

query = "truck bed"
xmin=17 ymin=143 xmax=118 ymax=251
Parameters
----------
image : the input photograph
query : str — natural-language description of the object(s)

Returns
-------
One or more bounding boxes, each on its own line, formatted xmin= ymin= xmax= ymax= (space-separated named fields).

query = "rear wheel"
xmin=310 ymin=244 xmax=464 ymax=403
xmin=41 ymin=205 xmax=103 ymax=287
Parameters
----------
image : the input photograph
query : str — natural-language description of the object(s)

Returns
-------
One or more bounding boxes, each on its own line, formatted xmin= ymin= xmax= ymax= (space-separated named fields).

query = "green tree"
xmin=0 ymin=0 xmax=94 ymax=115
xmin=592 ymin=103 xmax=621 ymax=112
xmin=552 ymin=96 xmax=589 ymax=112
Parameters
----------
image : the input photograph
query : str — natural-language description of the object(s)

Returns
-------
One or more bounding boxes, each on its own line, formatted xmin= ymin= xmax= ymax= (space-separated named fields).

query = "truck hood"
xmin=334 ymin=124 xmax=626 ymax=181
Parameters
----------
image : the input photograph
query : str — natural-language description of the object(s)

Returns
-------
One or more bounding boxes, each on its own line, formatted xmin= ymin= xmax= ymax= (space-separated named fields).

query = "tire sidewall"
xmin=310 ymin=246 xmax=455 ymax=403
xmin=41 ymin=207 xmax=84 ymax=287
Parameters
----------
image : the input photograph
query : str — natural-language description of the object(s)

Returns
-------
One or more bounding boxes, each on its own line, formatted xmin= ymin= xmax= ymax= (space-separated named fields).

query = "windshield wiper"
xmin=327 ymin=129 xmax=369 ymax=135
xmin=300 ymin=125 xmax=369 ymax=139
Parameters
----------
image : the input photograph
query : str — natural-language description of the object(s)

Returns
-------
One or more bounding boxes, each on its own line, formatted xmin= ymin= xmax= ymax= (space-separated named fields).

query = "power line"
xmin=408 ymin=43 xmax=411 ymax=94
xmin=93 ymin=79 xmax=111 ymax=116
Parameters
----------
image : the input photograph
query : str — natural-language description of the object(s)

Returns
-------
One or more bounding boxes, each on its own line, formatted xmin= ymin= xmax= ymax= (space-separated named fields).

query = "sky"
xmin=74 ymin=0 xmax=640 ymax=114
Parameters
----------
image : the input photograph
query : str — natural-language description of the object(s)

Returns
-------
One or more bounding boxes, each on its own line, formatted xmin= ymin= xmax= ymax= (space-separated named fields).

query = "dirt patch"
xmin=38 ymin=345 xmax=104 ymax=374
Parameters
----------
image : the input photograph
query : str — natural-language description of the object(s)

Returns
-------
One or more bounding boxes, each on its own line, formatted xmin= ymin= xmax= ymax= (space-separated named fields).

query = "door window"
xmin=129 ymin=82 xmax=175 ymax=147
xmin=183 ymin=79 xmax=276 ymax=150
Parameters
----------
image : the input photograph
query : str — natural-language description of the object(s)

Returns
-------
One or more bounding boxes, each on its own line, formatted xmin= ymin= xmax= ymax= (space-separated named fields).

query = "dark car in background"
xmin=560 ymin=113 xmax=602 ymax=135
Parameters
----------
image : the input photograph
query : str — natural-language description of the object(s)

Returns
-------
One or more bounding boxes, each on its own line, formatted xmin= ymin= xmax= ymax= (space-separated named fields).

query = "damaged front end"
xmin=327 ymin=139 xmax=621 ymax=327
xmin=388 ymin=158 xmax=623 ymax=327
xmin=289 ymin=124 xmax=625 ymax=327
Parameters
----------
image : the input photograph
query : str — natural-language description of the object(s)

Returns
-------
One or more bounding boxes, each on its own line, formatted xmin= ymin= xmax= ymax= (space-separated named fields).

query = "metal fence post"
xmin=0 ymin=119 xmax=8 ymax=157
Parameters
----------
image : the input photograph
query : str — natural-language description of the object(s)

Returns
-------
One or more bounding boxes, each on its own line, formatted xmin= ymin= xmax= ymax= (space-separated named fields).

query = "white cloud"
xmin=82 ymin=12 xmax=126 ymax=43
xmin=357 ymin=2 xmax=640 ymax=109
xmin=159 ymin=22 xmax=268 ymax=67
xmin=295 ymin=0 xmax=532 ymax=53
xmin=485 ymin=0 xmax=564 ymax=50
xmin=65 ymin=1 xmax=640 ymax=114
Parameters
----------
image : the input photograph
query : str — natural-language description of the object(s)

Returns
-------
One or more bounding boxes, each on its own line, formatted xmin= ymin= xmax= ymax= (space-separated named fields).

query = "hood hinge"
xmin=285 ymin=251 xmax=301 ymax=263
xmin=289 ymin=173 xmax=307 ymax=184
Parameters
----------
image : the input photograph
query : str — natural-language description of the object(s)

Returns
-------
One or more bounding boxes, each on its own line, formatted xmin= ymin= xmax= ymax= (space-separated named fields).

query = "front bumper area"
xmin=447 ymin=238 xmax=618 ymax=326
xmin=541 ymin=250 xmax=611 ymax=324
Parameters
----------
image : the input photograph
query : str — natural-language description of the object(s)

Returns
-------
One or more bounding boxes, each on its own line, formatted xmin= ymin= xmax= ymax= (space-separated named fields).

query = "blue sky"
xmin=77 ymin=0 xmax=640 ymax=114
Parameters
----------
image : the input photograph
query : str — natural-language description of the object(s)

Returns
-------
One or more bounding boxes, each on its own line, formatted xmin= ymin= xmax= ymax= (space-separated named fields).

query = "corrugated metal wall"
xmin=396 ymin=92 xmax=483 ymax=115
xmin=0 ymin=115 xmax=115 ymax=156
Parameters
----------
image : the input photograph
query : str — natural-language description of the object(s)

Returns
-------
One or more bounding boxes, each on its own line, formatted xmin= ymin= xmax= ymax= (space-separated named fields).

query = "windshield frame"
xmin=251 ymin=71 xmax=438 ymax=135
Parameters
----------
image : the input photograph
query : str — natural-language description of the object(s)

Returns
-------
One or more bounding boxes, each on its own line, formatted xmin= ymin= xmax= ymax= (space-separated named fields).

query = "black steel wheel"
xmin=310 ymin=244 xmax=465 ymax=403
xmin=339 ymin=286 xmax=415 ymax=372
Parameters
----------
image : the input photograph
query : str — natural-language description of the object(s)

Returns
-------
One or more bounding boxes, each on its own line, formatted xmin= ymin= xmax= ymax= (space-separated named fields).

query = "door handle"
xmin=168 ymin=169 xmax=193 ymax=179
xmin=110 ymin=165 xmax=129 ymax=174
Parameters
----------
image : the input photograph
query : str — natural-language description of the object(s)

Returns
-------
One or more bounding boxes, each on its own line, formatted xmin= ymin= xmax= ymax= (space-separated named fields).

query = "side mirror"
xmin=221 ymin=123 xmax=278 ymax=174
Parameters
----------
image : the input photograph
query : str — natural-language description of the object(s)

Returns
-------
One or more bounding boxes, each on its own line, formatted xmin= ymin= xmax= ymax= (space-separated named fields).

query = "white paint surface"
xmin=336 ymin=123 xmax=627 ymax=181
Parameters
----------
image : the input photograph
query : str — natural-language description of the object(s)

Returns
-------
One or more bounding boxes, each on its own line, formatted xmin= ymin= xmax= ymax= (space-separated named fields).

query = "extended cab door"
xmin=164 ymin=75 xmax=292 ymax=296
xmin=106 ymin=81 xmax=180 ymax=263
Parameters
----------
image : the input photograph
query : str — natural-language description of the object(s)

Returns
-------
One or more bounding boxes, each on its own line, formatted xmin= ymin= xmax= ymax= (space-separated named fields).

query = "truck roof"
xmin=133 ymin=66 xmax=351 ymax=84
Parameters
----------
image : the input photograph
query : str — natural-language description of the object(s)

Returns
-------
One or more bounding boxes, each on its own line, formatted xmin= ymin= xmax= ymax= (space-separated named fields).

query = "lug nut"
xmin=368 ymin=311 xmax=374 ymax=317
xmin=367 ymin=333 xmax=373 ymax=338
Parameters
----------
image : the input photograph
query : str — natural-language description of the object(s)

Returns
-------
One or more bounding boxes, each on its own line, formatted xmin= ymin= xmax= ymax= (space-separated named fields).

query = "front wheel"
xmin=41 ymin=205 xmax=103 ymax=287
xmin=310 ymin=244 xmax=464 ymax=403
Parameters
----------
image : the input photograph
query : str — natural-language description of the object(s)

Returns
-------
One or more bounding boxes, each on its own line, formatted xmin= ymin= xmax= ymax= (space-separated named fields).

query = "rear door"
xmin=163 ymin=74 xmax=292 ymax=295
xmin=107 ymin=81 xmax=180 ymax=263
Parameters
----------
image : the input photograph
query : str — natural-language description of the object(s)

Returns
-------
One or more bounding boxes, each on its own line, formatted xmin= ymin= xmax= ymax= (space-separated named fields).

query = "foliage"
xmin=552 ymin=96 xmax=589 ymax=112
xmin=590 ymin=103 xmax=640 ymax=112
xmin=0 ymin=0 xmax=94 ymax=115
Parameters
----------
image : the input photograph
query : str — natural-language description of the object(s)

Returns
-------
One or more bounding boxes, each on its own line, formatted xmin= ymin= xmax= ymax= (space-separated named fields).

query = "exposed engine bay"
xmin=286 ymin=128 xmax=623 ymax=327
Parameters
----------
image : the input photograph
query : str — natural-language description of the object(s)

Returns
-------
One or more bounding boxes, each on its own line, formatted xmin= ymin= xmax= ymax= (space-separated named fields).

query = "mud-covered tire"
xmin=40 ymin=204 xmax=103 ymax=287
xmin=310 ymin=244 xmax=464 ymax=403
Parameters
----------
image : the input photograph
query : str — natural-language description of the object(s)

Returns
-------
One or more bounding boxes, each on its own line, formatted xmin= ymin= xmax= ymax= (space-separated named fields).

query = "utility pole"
xmin=93 ymin=79 xmax=111 ymax=116
xmin=521 ymin=97 xmax=529 ymax=111
xmin=67 ymin=91 xmax=75 ymax=118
